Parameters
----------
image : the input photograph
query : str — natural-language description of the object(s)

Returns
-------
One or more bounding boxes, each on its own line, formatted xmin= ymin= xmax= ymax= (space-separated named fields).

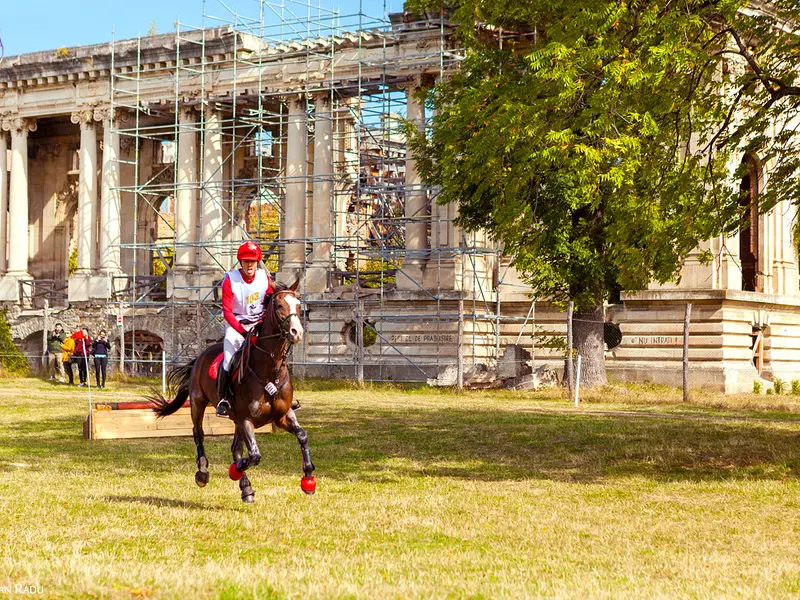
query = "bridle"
xmin=247 ymin=289 xmax=300 ymax=364
xmin=259 ymin=289 xmax=299 ymax=341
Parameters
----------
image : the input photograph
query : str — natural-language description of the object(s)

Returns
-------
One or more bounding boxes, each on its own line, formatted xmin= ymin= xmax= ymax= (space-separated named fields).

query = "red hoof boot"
xmin=229 ymin=462 xmax=244 ymax=481
xmin=300 ymin=476 xmax=316 ymax=495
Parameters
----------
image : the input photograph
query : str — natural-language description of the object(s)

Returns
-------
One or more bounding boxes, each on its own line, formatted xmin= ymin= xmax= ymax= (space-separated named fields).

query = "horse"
xmin=148 ymin=279 xmax=316 ymax=503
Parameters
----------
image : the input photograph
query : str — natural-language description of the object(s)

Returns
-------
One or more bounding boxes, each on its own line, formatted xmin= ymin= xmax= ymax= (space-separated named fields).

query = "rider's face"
xmin=240 ymin=260 xmax=257 ymax=279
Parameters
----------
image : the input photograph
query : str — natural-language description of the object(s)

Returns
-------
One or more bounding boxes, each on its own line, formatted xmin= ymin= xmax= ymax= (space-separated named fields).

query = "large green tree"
xmin=406 ymin=0 xmax=800 ymax=385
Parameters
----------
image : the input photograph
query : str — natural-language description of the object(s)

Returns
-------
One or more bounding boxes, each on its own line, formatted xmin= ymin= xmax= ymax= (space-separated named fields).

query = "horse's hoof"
xmin=242 ymin=493 xmax=255 ymax=503
xmin=195 ymin=471 xmax=209 ymax=487
xmin=229 ymin=462 xmax=244 ymax=481
xmin=301 ymin=476 xmax=316 ymax=495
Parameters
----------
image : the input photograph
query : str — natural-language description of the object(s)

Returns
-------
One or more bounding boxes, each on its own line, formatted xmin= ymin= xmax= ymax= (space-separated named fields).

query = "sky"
xmin=1 ymin=0 xmax=400 ymax=57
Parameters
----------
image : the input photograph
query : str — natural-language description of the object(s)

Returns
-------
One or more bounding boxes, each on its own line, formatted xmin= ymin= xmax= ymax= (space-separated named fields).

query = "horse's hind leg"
xmin=192 ymin=399 xmax=210 ymax=487
xmin=277 ymin=409 xmax=316 ymax=494
xmin=231 ymin=428 xmax=255 ymax=503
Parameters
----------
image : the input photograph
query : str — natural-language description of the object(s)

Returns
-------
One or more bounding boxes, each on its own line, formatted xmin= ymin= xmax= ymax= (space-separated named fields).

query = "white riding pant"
xmin=223 ymin=325 xmax=251 ymax=370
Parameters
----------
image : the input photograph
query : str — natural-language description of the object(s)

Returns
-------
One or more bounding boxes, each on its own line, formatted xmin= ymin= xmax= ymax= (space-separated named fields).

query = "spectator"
xmin=72 ymin=327 xmax=92 ymax=387
xmin=46 ymin=323 xmax=66 ymax=382
xmin=91 ymin=329 xmax=112 ymax=389
xmin=61 ymin=333 xmax=75 ymax=385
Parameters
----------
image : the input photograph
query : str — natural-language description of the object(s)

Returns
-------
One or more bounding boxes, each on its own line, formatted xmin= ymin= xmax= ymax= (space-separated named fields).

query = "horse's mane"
xmin=262 ymin=280 xmax=289 ymax=310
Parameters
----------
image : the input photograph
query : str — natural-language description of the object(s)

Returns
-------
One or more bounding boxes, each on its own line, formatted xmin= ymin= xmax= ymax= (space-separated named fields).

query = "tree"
xmin=405 ymin=0 xmax=800 ymax=385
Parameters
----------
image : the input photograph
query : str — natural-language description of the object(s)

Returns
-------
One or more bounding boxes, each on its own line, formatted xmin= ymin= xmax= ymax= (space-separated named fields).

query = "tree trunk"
xmin=572 ymin=299 xmax=607 ymax=387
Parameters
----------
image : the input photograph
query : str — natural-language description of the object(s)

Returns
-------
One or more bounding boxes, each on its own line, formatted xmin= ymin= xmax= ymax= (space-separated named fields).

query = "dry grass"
xmin=2 ymin=377 xmax=800 ymax=599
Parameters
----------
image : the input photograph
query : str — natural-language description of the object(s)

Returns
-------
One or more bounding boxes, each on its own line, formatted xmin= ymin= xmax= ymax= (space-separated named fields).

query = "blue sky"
xmin=1 ymin=0 xmax=400 ymax=57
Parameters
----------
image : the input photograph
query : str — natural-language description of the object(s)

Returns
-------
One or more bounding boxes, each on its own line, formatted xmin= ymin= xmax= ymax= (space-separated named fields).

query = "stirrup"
xmin=216 ymin=398 xmax=231 ymax=418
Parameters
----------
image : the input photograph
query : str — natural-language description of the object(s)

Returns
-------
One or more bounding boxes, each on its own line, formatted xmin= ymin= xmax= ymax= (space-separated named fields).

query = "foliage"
xmin=152 ymin=246 xmax=174 ymax=277
xmin=247 ymin=200 xmax=280 ymax=274
xmin=55 ymin=47 xmax=69 ymax=58
xmin=344 ymin=256 xmax=399 ymax=289
xmin=767 ymin=387 xmax=774 ymax=395
xmin=792 ymin=380 xmax=800 ymax=396
xmin=774 ymin=377 xmax=786 ymax=395
xmin=0 ymin=310 xmax=28 ymax=376
xmin=753 ymin=380 xmax=762 ymax=395
xmin=362 ymin=321 xmax=378 ymax=347
xmin=68 ymin=246 xmax=77 ymax=276
xmin=405 ymin=0 xmax=800 ymax=310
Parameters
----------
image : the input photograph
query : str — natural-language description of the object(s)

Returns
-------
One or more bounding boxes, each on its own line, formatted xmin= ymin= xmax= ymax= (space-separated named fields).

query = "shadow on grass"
xmin=3 ymin=402 xmax=800 ymax=485
xmin=104 ymin=495 xmax=208 ymax=510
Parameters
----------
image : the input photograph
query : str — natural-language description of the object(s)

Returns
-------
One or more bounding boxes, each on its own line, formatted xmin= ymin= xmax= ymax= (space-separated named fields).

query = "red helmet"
xmin=237 ymin=241 xmax=262 ymax=262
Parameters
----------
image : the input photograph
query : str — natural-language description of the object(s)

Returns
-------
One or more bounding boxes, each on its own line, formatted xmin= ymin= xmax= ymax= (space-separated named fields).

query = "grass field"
xmin=2 ymin=378 xmax=800 ymax=599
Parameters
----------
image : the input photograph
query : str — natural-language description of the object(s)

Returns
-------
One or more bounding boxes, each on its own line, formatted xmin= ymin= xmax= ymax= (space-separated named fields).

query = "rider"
xmin=216 ymin=241 xmax=276 ymax=418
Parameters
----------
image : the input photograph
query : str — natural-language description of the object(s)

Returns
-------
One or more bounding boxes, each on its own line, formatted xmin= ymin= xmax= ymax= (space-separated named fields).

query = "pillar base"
xmin=68 ymin=272 xmax=91 ymax=302
xmin=423 ymin=262 xmax=459 ymax=290
xmin=168 ymin=269 xmax=199 ymax=301
xmin=276 ymin=267 xmax=304 ymax=291
xmin=396 ymin=264 xmax=426 ymax=291
xmin=305 ymin=267 xmax=330 ymax=293
xmin=198 ymin=267 xmax=224 ymax=301
xmin=69 ymin=272 xmax=124 ymax=302
xmin=0 ymin=273 xmax=29 ymax=303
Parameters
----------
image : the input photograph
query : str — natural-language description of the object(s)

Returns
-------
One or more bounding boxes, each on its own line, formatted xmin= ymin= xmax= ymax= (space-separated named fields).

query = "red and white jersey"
xmin=221 ymin=268 xmax=272 ymax=334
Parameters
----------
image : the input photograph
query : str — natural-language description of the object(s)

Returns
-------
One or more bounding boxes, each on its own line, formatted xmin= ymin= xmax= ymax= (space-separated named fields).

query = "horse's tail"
xmin=149 ymin=359 xmax=196 ymax=418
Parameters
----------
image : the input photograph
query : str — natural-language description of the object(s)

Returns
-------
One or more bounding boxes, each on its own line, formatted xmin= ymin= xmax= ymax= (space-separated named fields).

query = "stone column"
xmin=201 ymin=107 xmax=223 ymax=269
xmin=175 ymin=106 xmax=198 ymax=269
xmin=307 ymin=94 xmax=333 ymax=293
xmin=100 ymin=109 xmax=122 ymax=274
xmin=397 ymin=80 xmax=428 ymax=291
xmin=279 ymin=94 xmax=308 ymax=278
xmin=5 ymin=118 xmax=36 ymax=278
xmin=167 ymin=105 xmax=199 ymax=301
xmin=0 ymin=132 xmax=8 ymax=274
xmin=71 ymin=110 xmax=99 ymax=274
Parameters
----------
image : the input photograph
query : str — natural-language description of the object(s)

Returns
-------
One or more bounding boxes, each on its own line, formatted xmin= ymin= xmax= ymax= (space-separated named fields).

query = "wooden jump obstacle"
xmin=83 ymin=401 xmax=274 ymax=440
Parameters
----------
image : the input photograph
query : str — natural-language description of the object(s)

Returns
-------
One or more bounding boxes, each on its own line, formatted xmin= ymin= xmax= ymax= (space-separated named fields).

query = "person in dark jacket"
xmin=91 ymin=329 xmax=112 ymax=389
xmin=46 ymin=323 xmax=66 ymax=381
xmin=72 ymin=327 xmax=92 ymax=387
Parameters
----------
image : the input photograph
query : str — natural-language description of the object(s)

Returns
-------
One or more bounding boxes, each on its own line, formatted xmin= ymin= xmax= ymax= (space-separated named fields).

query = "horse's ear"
xmin=290 ymin=277 xmax=300 ymax=292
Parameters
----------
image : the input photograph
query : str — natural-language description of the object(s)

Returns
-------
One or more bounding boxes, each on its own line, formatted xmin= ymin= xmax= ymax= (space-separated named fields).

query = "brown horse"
xmin=149 ymin=279 xmax=315 ymax=503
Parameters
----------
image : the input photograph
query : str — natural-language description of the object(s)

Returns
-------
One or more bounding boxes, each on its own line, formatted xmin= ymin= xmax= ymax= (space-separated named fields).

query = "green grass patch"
xmin=2 ymin=378 xmax=800 ymax=597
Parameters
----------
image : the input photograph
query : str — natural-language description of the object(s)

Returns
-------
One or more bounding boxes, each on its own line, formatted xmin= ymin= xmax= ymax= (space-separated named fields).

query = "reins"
xmin=241 ymin=289 xmax=299 ymax=397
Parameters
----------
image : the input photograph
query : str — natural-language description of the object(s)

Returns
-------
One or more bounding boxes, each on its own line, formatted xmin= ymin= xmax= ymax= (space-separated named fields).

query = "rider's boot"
xmin=216 ymin=366 xmax=232 ymax=418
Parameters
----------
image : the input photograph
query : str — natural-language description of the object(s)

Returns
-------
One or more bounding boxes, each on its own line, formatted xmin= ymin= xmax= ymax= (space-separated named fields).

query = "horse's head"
xmin=263 ymin=278 xmax=303 ymax=344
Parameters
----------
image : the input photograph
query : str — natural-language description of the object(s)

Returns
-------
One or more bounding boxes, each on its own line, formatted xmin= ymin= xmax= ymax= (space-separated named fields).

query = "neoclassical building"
xmin=0 ymin=12 xmax=798 ymax=391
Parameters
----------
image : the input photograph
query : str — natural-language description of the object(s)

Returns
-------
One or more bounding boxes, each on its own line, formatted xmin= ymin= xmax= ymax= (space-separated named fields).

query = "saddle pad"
xmin=208 ymin=352 xmax=240 ymax=382
xmin=208 ymin=353 xmax=224 ymax=381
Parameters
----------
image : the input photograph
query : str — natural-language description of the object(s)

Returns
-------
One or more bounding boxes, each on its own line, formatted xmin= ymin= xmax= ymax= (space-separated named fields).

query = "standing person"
xmin=72 ymin=327 xmax=92 ymax=387
xmin=91 ymin=329 xmax=112 ymax=389
xmin=61 ymin=333 xmax=75 ymax=385
xmin=46 ymin=323 xmax=66 ymax=381
xmin=217 ymin=241 xmax=275 ymax=418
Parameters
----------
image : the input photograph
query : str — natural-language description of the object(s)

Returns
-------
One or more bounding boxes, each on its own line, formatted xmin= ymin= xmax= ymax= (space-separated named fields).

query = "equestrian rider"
xmin=216 ymin=241 xmax=277 ymax=418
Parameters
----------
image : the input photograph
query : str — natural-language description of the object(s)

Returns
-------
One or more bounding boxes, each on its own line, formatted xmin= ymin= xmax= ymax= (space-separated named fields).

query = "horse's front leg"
xmin=229 ymin=429 xmax=255 ymax=503
xmin=191 ymin=396 xmax=209 ymax=488
xmin=277 ymin=409 xmax=316 ymax=494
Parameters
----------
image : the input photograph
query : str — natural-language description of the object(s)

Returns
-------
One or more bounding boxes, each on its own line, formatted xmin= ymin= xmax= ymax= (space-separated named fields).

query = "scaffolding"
xmin=108 ymin=0 xmax=537 ymax=381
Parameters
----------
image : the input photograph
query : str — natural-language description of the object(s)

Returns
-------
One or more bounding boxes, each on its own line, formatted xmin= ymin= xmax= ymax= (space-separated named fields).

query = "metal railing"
xmin=19 ymin=279 xmax=68 ymax=308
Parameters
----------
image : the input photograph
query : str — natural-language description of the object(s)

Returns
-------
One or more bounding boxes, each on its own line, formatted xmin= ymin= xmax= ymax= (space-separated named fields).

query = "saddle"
xmin=208 ymin=328 xmax=290 ymax=401
xmin=208 ymin=332 xmax=252 ymax=383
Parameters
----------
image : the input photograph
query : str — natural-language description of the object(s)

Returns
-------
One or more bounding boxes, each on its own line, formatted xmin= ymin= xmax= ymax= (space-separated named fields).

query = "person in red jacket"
xmin=216 ymin=241 xmax=274 ymax=417
xmin=71 ymin=326 xmax=92 ymax=387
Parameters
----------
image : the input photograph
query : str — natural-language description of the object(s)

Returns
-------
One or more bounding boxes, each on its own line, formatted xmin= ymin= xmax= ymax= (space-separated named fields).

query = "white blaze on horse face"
xmin=285 ymin=295 xmax=304 ymax=342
